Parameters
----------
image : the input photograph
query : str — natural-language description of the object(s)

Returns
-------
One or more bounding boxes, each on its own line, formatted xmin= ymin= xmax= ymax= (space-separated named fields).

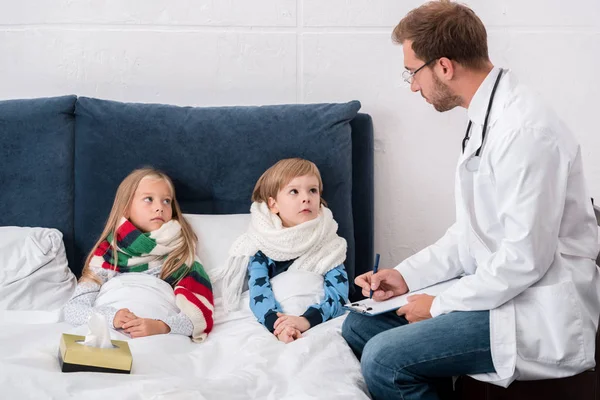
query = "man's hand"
xmin=273 ymin=313 xmax=311 ymax=335
xmin=113 ymin=308 xmax=137 ymax=329
xmin=276 ymin=325 xmax=302 ymax=343
xmin=122 ymin=318 xmax=170 ymax=338
xmin=396 ymin=294 xmax=434 ymax=323
xmin=355 ymin=268 xmax=409 ymax=301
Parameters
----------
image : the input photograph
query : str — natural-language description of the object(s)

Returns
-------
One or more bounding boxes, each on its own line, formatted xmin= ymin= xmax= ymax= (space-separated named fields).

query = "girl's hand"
xmin=276 ymin=325 xmax=301 ymax=343
xmin=113 ymin=308 xmax=137 ymax=329
xmin=122 ymin=318 xmax=170 ymax=338
xmin=273 ymin=313 xmax=310 ymax=336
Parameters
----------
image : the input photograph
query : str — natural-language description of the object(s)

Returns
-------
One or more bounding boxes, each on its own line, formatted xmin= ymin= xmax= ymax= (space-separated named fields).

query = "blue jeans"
xmin=342 ymin=310 xmax=496 ymax=400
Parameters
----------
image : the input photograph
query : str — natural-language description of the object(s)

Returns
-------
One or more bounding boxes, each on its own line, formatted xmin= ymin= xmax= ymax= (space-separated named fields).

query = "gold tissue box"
xmin=58 ymin=333 xmax=132 ymax=374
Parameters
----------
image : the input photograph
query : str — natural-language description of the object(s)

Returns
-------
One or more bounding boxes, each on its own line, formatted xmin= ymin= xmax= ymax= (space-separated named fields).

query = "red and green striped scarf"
xmin=90 ymin=217 xmax=214 ymax=342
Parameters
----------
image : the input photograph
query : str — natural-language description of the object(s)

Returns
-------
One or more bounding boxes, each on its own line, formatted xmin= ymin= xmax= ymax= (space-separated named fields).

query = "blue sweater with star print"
xmin=248 ymin=251 xmax=349 ymax=333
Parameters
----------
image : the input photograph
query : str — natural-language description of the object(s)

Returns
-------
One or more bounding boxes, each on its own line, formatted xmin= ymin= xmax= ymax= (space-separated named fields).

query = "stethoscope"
xmin=461 ymin=68 xmax=504 ymax=172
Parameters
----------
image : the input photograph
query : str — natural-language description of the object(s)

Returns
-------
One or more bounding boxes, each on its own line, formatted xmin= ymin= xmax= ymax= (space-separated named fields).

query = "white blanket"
xmin=95 ymin=273 xmax=181 ymax=322
xmin=0 ymin=271 xmax=368 ymax=400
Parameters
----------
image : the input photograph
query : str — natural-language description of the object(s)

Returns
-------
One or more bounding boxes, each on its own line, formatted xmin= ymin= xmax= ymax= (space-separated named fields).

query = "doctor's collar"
xmin=467 ymin=67 xmax=503 ymax=126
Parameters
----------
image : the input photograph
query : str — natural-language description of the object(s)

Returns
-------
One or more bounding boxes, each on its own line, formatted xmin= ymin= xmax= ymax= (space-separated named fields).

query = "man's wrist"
xmin=395 ymin=264 xmax=420 ymax=292
xmin=429 ymin=296 xmax=443 ymax=318
xmin=397 ymin=271 xmax=409 ymax=294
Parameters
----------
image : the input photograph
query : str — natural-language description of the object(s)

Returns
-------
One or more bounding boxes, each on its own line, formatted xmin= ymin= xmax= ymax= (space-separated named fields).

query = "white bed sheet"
xmin=0 ymin=294 xmax=368 ymax=400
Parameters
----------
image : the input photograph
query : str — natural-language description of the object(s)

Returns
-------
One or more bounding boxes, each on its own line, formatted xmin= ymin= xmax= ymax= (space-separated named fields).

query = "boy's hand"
xmin=273 ymin=313 xmax=311 ymax=336
xmin=122 ymin=318 xmax=170 ymax=338
xmin=113 ymin=308 xmax=137 ymax=329
xmin=276 ymin=325 xmax=302 ymax=343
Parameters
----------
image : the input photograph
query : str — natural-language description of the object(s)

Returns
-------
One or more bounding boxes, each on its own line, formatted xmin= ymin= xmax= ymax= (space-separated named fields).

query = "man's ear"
xmin=267 ymin=197 xmax=279 ymax=214
xmin=437 ymin=57 xmax=455 ymax=81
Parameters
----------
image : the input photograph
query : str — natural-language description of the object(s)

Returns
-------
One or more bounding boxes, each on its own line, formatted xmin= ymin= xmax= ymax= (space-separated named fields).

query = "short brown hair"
xmin=392 ymin=0 xmax=489 ymax=70
xmin=252 ymin=158 xmax=326 ymax=205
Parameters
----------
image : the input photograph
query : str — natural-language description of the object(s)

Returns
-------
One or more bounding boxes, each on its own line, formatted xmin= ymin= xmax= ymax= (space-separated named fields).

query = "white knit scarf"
xmin=215 ymin=202 xmax=347 ymax=312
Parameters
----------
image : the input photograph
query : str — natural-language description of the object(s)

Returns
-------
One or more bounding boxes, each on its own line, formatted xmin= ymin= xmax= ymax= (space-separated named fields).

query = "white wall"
xmin=2 ymin=1 xmax=599 ymax=268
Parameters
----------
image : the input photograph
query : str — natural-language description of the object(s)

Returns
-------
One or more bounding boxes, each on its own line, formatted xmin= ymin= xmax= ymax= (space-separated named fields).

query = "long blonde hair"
xmin=251 ymin=158 xmax=327 ymax=206
xmin=80 ymin=167 xmax=197 ymax=285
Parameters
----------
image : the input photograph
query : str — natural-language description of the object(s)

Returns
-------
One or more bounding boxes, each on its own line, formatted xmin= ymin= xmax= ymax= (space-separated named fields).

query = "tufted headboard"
xmin=0 ymin=96 xmax=373 ymax=299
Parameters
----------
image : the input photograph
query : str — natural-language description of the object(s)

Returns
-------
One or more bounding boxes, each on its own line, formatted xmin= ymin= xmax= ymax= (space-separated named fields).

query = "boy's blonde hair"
xmin=251 ymin=158 xmax=326 ymax=206
xmin=80 ymin=167 xmax=197 ymax=285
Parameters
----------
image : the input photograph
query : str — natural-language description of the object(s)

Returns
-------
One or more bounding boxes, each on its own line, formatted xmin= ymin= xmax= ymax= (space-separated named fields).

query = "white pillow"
xmin=0 ymin=227 xmax=77 ymax=310
xmin=183 ymin=213 xmax=250 ymax=280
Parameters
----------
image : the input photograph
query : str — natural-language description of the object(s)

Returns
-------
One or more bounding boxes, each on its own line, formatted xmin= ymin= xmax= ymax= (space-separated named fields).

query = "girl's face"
xmin=268 ymin=174 xmax=320 ymax=227
xmin=126 ymin=178 xmax=174 ymax=232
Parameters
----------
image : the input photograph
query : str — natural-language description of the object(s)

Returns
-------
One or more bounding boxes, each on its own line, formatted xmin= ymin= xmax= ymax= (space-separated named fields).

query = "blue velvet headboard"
xmin=0 ymin=95 xmax=373 ymax=299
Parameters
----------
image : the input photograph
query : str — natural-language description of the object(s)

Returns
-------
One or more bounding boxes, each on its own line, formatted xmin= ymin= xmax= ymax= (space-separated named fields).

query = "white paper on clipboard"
xmin=344 ymin=278 xmax=460 ymax=316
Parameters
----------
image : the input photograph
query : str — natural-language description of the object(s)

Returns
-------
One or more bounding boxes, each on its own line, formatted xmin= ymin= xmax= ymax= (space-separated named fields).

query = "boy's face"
xmin=268 ymin=174 xmax=321 ymax=227
xmin=126 ymin=177 xmax=174 ymax=232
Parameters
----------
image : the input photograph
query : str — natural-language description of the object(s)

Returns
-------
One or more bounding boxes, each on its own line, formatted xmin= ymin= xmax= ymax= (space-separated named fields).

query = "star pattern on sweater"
xmin=254 ymin=294 xmax=267 ymax=304
xmin=338 ymin=295 xmax=346 ymax=306
xmin=326 ymin=297 xmax=335 ymax=307
xmin=254 ymin=277 xmax=268 ymax=287
xmin=325 ymin=280 xmax=334 ymax=287
xmin=335 ymin=273 xmax=348 ymax=284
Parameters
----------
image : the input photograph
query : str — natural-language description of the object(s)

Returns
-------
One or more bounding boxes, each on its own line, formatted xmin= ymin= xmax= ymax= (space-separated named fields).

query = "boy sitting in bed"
xmin=215 ymin=158 xmax=349 ymax=343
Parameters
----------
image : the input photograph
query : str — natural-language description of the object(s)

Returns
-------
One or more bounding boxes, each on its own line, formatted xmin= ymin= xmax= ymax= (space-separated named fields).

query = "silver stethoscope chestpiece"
xmin=466 ymin=156 xmax=481 ymax=172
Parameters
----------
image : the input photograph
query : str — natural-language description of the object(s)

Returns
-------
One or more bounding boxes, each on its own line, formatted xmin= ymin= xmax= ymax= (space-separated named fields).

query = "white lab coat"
xmin=396 ymin=67 xmax=600 ymax=387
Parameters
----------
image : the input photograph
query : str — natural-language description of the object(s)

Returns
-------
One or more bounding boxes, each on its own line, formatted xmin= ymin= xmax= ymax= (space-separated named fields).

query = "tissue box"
xmin=58 ymin=333 xmax=132 ymax=374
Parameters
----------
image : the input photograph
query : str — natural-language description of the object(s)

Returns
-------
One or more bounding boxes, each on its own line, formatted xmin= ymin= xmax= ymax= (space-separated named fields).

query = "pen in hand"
xmin=369 ymin=253 xmax=381 ymax=299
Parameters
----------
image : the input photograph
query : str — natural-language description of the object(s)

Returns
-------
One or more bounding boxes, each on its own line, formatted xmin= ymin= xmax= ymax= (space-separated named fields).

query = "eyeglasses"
xmin=402 ymin=58 xmax=438 ymax=84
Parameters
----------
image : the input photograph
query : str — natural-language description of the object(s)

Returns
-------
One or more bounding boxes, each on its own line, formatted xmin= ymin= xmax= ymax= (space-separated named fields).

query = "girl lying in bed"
xmin=63 ymin=168 xmax=214 ymax=342
xmin=216 ymin=158 xmax=349 ymax=343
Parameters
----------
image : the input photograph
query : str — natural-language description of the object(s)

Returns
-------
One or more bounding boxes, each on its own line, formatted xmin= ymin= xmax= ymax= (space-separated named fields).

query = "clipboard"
xmin=344 ymin=278 xmax=460 ymax=316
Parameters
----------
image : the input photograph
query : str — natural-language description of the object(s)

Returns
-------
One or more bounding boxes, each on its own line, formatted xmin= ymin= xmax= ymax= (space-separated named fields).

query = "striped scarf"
xmin=90 ymin=217 xmax=214 ymax=342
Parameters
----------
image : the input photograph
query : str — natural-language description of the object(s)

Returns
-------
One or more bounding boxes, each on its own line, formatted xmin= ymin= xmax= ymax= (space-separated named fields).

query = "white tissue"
xmin=82 ymin=312 xmax=114 ymax=348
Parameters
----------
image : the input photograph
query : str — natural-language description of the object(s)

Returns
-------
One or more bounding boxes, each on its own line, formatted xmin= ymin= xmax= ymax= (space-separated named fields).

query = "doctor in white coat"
xmin=341 ymin=2 xmax=600 ymax=400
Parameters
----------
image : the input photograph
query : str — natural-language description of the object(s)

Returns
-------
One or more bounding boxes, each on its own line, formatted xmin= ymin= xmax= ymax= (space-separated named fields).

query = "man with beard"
xmin=342 ymin=1 xmax=600 ymax=400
